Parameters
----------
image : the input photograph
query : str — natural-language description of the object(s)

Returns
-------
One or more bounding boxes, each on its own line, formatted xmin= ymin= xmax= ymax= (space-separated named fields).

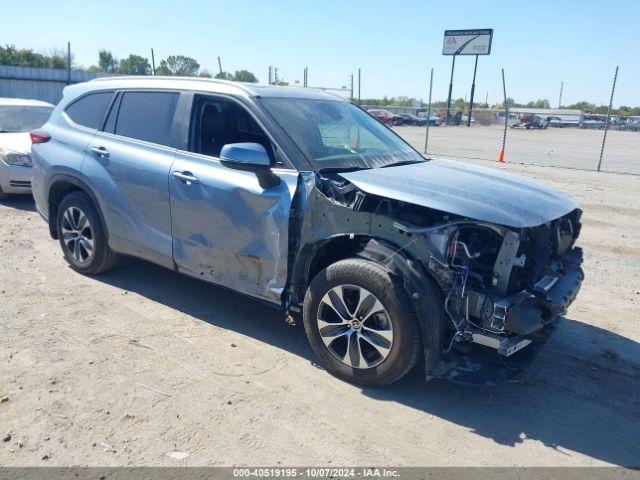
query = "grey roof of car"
xmin=87 ymin=76 xmax=345 ymax=101
xmin=0 ymin=97 xmax=54 ymax=107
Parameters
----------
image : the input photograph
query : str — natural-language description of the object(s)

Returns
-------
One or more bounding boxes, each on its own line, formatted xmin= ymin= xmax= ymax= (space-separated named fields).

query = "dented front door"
xmin=169 ymin=150 xmax=299 ymax=303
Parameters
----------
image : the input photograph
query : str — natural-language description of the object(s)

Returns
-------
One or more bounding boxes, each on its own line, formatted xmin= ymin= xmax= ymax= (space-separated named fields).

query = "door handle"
xmin=90 ymin=146 xmax=110 ymax=158
xmin=172 ymin=171 xmax=200 ymax=184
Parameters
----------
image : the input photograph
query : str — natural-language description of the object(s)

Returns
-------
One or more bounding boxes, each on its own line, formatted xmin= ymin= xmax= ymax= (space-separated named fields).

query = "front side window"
xmin=259 ymin=98 xmax=423 ymax=171
xmin=191 ymin=96 xmax=275 ymax=162
xmin=114 ymin=91 xmax=178 ymax=146
xmin=65 ymin=92 xmax=113 ymax=129
xmin=0 ymin=105 xmax=53 ymax=132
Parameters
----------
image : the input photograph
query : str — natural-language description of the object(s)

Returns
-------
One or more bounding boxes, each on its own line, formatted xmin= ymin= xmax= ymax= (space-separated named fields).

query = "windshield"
xmin=0 ymin=106 xmax=53 ymax=133
xmin=258 ymin=98 xmax=424 ymax=170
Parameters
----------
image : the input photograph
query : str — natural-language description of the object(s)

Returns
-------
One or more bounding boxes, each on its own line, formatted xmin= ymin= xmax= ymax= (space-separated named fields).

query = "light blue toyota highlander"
xmin=31 ymin=76 xmax=584 ymax=386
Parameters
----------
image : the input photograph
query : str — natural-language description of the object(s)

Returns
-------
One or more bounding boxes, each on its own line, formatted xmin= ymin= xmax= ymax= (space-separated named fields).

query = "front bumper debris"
xmin=431 ymin=247 xmax=583 ymax=384
xmin=469 ymin=247 xmax=584 ymax=356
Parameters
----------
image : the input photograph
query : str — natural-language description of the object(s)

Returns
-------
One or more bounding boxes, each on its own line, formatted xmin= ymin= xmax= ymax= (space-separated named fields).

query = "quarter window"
xmin=114 ymin=91 xmax=178 ymax=146
xmin=65 ymin=92 xmax=113 ymax=129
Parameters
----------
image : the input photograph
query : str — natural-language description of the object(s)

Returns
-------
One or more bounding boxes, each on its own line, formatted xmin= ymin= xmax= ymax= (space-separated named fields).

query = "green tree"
xmin=117 ymin=55 xmax=151 ymax=75
xmin=156 ymin=55 xmax=200 ymax=76
xmin=618 ymin=106 xmax=632 ymax=117
xmin=198 ymin=69 xmax=213 ymax=78
xmin=215 ymin=71 xmax=234 ymax=80
xmin=233 ymin=70 xmax=258 ymax=82
xmin=525 ymin=99 xmax=551 ymax=109
xmin=452 ymin=98 xmax=467 ymax=110
xmin=98 ymin=49 xmax=118 ymax=73
xmin=49 ymin=54 xmax=67 ymax=69
xmin=0 ymin=44 xmax=69 ymax=69
xmin=565 ymin=101 xmax=596 ymax=111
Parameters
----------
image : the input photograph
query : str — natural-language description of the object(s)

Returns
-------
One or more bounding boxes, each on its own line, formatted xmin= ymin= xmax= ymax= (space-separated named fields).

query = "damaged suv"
xmin=31 ymin=77 xmax=583 ymax=386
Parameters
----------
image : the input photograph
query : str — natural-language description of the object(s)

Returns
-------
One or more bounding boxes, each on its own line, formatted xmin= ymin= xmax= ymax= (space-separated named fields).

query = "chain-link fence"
xmin=395 ymin=121 xmax=639 ymax=175
xmin=380 ymin=68 xmax=639 ymax=176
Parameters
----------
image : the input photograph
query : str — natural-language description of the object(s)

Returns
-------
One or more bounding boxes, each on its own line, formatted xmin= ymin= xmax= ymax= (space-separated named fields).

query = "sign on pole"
xmin=443 ymin=29 xmax=493 ymax=55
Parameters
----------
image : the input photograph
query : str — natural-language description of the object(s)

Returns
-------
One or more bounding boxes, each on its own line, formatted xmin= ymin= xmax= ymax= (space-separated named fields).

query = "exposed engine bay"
xmin=288 ymin=166 xmax=585 ymax=380
xmin=440 ymin=210 xmax=583 ymax=357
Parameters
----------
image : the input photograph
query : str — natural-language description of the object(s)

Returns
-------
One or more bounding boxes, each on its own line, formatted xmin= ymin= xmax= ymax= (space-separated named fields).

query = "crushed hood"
xmin=340 ymin=159 xmax=578 ymax=228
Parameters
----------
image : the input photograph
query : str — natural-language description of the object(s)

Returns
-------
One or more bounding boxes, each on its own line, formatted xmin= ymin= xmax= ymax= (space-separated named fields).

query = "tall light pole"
xmin=445 ymin=54 xmax=456 ymax=124
xmin=558 ymin=81 xmax=564 ymax=108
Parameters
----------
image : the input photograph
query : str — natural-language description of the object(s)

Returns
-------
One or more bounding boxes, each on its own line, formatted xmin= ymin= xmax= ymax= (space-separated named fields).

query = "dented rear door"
xmin=169 ymin=149 xmax=298 ymax=304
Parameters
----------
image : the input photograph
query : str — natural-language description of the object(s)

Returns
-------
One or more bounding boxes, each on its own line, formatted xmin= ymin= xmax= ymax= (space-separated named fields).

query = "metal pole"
xmin=66 ymin=42 xmax=71 ymax=85
xmin=597 ymin=66 xmax=619 ymax=172
xmin=501 ymin=68 xmax=508 ymax=157
xmin=467 ymin=54 xmax=478 ymax=127
xmin=485 ymin=92 xmax=489 ymax=108
xmin=151 ymin=49 xmax=156 ymax=75
xmin=217 ymin=57 xmax=223 ymax=75
xmin=350 ymin=74 xmax=354 ymax=101
xmin=358 ymin=68 xmax=361 ymax=104
xmin=558 ymin=81 xmax=564 ymax=108
xmin=445 ymin=54 xmax=456 ymax=125
xmin=424 ymin=68 xmax=434 ymax=155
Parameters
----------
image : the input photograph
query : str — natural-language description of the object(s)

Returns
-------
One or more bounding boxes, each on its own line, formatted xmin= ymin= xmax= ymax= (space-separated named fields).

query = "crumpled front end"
xmin=288 ymin=168 xmax=585 ymax=384
xmin=430 ymin=208 xmax=584 ymax=378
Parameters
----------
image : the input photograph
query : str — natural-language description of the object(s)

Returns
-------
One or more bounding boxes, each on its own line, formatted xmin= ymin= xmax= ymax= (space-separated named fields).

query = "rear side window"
xmin=115 ymin=91 xmax=178 ymax=146
xmin=65 ymin=92 xmax=113 ymax=129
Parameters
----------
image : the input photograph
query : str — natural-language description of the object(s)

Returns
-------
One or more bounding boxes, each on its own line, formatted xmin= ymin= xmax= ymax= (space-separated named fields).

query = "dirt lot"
xmin=396 ymin=124 xmax=640 ymax=175
xmin=1 ymin=161 xmax=639 ymax=467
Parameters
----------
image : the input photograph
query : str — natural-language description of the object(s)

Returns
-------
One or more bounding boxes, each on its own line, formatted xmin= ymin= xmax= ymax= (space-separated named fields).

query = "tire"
xmin=56 ymin=191 xmax=120 ymax=274
xmin=0 ymin=187 xmax=10 ymax=200
xmin=303 ymin=259 xmax=422 ymax=386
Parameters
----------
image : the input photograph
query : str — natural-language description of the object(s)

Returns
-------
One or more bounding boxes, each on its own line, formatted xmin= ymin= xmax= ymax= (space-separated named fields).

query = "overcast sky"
xmin=4 ymin=0 xmax=639 ymax=106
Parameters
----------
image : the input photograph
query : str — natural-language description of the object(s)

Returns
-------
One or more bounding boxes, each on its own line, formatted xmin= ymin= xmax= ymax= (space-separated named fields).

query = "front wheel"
xmin=303 ymin=259 xmax=422 ymax=386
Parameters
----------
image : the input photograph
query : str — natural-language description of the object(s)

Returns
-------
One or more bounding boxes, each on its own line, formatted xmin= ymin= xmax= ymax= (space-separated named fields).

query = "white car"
xmin=0 ymin=98 xmax=54 ymax=198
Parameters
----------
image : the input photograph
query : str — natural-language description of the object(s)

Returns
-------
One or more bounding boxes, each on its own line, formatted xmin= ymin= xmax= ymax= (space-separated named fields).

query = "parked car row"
xmin=621 ymin=119 xmax=640 ymax=131
xmin=511 ymin=114 xmax=549 ymax=129
xmin=511 ymin=114 xmax=640 ymax=131
xmin=367 ymin=108 xmax=442 ymax=127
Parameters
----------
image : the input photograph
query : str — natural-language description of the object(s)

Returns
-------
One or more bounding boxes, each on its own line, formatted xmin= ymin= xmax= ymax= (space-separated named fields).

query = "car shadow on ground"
xmin=0 ymin=194 xmax=36 ymax=212
xmin=98 ymin=257 xmax=640 ymax=467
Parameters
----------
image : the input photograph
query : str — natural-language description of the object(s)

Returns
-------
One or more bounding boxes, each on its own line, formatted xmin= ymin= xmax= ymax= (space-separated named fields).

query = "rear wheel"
xmin=303 ymin=259 xmax=422 ymax=386
xmin=56 ymin=191 xmax=120 ymax=274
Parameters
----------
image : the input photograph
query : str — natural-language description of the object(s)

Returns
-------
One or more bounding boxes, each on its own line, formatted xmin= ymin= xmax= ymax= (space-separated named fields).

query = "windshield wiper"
xmin=381 ymin=159 xmax=426 ymax=168
xmin=317 ymin=166 xmax=370 ymax=174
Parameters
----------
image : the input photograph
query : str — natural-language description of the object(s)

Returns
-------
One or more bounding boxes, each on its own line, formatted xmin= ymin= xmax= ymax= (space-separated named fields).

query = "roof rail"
xmin=89 ymin=75 xmax=255 ymax=94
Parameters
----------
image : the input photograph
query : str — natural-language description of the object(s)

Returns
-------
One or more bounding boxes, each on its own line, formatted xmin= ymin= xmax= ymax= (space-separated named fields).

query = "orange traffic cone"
xmin=497 ymin=147 xmax=505 ymax=163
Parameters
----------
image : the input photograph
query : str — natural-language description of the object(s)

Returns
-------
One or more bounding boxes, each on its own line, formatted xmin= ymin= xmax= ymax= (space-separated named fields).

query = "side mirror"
xmin=220 ymin=142 xmax=280 ymax=189
xmin=220 ymin=142 xmax=270 ymax=168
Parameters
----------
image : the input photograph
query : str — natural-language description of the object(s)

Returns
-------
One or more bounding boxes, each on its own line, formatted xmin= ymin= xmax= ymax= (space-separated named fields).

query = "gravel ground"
xmin=0 ymin=161 xmax=639 ymax=467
